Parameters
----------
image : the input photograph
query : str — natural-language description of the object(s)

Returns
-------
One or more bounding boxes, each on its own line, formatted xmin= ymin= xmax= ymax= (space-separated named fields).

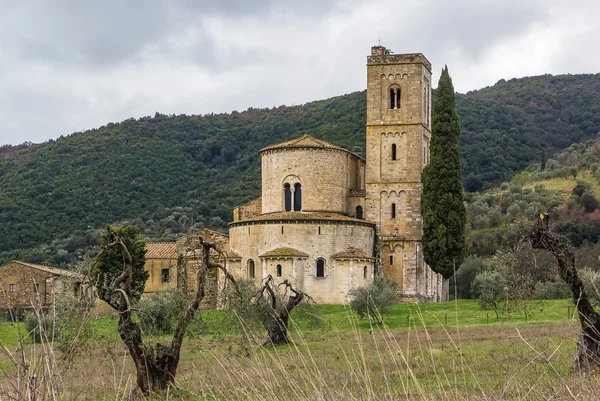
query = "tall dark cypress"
xmin=540 ymin=147 xmax=547 ymax=171
xmin=422 ymin=66 xmax=466 ymax=280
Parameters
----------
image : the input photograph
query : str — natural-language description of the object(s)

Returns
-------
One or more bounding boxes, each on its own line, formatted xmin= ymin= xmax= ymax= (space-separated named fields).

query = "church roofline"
xmin=332 ymin=248 xmax=374 ymax=260
xmin=259 ymin=134 xmax=364 ymax=160
xmin=259 ymin=247 xmax=309 ymax=259
xmin=367 ymin=46 xmax=431 ymax=72
xmin=228 ymin=211 xmax=375 ymax=228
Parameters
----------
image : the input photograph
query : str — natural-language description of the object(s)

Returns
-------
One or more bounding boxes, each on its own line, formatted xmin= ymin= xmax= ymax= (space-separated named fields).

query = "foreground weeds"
xmin=0 ymin=305 xmax=599 ymax=400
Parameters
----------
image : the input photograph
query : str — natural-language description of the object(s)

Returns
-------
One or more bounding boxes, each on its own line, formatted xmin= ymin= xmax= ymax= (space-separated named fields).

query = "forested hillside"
xmin=1 ymin=73 xmax=600 ymax=265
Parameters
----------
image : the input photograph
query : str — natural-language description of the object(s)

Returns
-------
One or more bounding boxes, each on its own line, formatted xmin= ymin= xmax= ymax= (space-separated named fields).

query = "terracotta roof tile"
xmin=349 ymin=189 xmax=366 ymax=197
xmin=260 ymin=134 xmax=350 ymax=154
xmin=259 ymin=247 xmax=309 ymax=258
xmin=229 ymin=211 xmax=374 ymax=225
xmin=7 ymin=261 xmax=82 ymax=278
xmin=332 ymin=248 xmax=373 ymax=260
xmin=145 ymin=242 xmax=178 ymax=259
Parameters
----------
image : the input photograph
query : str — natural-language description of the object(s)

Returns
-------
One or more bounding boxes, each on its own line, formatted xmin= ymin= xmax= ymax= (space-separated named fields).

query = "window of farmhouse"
xmin=161 ymin=269 xmax=170 ymax=283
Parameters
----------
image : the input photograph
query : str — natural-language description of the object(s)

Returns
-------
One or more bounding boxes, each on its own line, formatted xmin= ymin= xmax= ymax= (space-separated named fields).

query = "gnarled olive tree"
xmin=530 ymin=215 xmax=600 ymax=371
xmin=94 ymin=226 xmax=236 ymax=394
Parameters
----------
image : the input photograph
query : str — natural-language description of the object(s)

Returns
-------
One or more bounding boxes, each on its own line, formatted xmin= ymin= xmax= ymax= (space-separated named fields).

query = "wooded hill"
xmin=1 ymin=73 xmax=600 ymax=265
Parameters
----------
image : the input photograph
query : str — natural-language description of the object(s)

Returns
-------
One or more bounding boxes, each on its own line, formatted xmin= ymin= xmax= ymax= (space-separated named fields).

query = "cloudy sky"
xmin=1 ymin=0 xmax=598 ymax=145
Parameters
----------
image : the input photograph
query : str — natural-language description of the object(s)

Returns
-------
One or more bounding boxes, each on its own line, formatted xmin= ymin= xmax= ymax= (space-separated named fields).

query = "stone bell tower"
xmin=364 ymin=45 xmax=432 ymax=297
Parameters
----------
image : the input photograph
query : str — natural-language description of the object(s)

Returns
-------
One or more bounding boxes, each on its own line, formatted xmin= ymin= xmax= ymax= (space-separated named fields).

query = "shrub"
xmin=450 ymin=255 xmax=488 ymax=299
xmin=24 ymin=310 xmax=55 ymax=343
xmin=533 ymin=281 xmax=571 ymax=300
xmin=137 ymin=290 xmax=187 ymax=335
xmin=471 ymin=271 xmax=506 ymax=318
xmin=572 ymin=181 xmax=591 ymax=198
xmin=349 ymin=276 xmax=397 ymax=324
xmin=580 ymin=191 xmax=599 ymax=213
xmin=580 ymin=268 xmax=600 ymax=306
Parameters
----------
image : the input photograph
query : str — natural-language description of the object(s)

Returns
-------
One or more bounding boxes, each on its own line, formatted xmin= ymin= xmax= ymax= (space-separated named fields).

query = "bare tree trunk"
xmin=264 ymin=309 xmax=292 ymax=345
xmin=106 ymin=234 xmax=236 ymax=394
xmin=259 ymin=277 xmax=305 ymax=346
xmin=530 ymin=216 xmax=600 ymax=371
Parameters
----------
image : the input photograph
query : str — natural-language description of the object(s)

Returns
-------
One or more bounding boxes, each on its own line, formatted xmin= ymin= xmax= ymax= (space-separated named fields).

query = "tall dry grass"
xmin=0 ymin=300 xmax=599 ymax=400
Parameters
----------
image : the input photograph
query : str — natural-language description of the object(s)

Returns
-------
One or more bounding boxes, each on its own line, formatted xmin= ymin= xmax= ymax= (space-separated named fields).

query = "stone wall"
xmin=144 ymin=258 xmax=177 ymax=292
xmin=364 ymin=46 xmax=438 ymax=300
xmin=0 ymin=262 xmax=58 ymax=308
xmin=260 ymin=148 xmax=364 ymax=215
xmin=233 ymin=197 xmax=262 ymax=222
xmin=229 ymin=220 xmax=375 ymax=304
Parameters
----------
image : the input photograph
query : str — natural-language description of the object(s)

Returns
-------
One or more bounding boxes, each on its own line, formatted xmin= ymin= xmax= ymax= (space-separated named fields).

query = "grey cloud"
xmin=0 ymin=0 xmax=598 ymax=146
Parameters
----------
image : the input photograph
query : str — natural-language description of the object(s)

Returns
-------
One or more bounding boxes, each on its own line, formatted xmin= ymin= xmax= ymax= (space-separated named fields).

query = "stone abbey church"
xmin=220 ymin=46 xmax=445 ymax=303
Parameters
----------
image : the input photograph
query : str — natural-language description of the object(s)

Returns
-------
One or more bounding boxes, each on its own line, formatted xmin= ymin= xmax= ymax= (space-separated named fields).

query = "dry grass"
xmin=1 ymin=306 xmax=599 ymax=400
xmin=524 ymin=172 xmax=600 ymax=199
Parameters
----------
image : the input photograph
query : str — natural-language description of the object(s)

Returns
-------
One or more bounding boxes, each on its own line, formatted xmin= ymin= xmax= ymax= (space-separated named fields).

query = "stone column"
xmin=292 ymin=258 xmax=297 ymax=287
xmin=349 ymin=260 xmax=354 ymax=290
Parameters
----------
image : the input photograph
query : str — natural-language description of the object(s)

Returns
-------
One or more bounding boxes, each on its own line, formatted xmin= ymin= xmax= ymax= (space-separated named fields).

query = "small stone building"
xmin=0 ymin=261 xmax=84 ymax=315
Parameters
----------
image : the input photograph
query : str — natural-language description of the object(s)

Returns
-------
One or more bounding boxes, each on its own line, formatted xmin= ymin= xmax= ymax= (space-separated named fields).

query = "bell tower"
xmin=364 ymin=46 xmax=432 ymax=296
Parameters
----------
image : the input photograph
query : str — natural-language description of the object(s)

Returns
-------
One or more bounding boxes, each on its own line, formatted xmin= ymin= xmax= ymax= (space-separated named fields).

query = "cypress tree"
xmin=540 ymin=147 xmax=546 ymax=171
xmin=422 ymin=66 xmax=466 ymax=280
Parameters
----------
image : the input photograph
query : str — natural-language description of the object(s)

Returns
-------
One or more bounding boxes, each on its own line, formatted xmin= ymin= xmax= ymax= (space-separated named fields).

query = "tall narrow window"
xmin=316 ymin=259 xmax=325 ymax=278
xmin=392 ymin=144 xmax=397 ymax=160
xmin=161 ymin=269 xmax=170 ymax=283
xmin=33 ymin=283 xmax=39 ymax=293
xmin=396 ymin=88 xmax=401 ymax=109
xmin=355 ymin=205 xmax=363 ymax=219
xmin=389 ymin=255 xmax=394 ymax=265
xmin=248 ymin=260 xmax=255 ymax=279
xmin=9 ymin=284 xmax=15 ymax=293
xmin=391 ymin=203 xmax=396 ymax=218
xmin=284 ymin=183 xmax=292 ymax=212
xmin=390 ymin=88 xmax=396 ymax=109
xmin=293 ymin=183 xmax=302 ymax=211
xmin=363 ymin=266 xmax=368 ymax=279
xmin=276 ymin=264 xmax=282 ymax=277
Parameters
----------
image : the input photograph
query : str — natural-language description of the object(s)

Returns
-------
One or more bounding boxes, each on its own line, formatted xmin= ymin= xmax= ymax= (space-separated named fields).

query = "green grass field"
xmin=0 ymin=299 xmax=597 ymax=400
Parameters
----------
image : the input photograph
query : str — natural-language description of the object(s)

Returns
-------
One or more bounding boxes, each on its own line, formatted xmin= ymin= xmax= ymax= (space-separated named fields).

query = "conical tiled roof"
xmin=260 ymin=134 xmax=350 ymax=154
xmin=259 ymin=247 xmax=309 ymax=258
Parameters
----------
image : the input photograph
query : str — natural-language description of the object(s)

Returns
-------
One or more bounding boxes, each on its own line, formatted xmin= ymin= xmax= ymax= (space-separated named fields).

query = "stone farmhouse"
xmin=0 ymin=261 xmax=104 ymax=317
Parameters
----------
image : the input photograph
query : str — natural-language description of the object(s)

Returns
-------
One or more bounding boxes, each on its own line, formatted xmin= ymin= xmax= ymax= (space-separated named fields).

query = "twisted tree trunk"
xmin=530 ymin=216 xmax=600 ymax=371
xmin=108 ymin=234 xmax=235 ymax=394
xmin=259 ymin=276 xmax=305 ymax=345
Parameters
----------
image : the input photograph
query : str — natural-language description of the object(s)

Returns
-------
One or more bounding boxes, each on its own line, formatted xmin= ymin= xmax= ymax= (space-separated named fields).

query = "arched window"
xmin=363 ymin=266 xmax=368 ymax=279
xmin=355 ymin=205 xmax=363 ymax=219
xmin=284 ymin=183 xmax=292 ymax=212
xmin=390 ymin=87 xmax=401 ymax=109
xmin=293 ymin=183 xmax=302 ymax=211
xmin=248 ymin=260 xmax=255 ymax=279
xmin=391 ymin=203 xmax=396 ymax=218
xmin=276 ymin=264 xmax=282 ymax=277
xmin=392 ymin=144 xmax=397 ymax=160
xmin=316 ymin=259 xmax=325 ymax=278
